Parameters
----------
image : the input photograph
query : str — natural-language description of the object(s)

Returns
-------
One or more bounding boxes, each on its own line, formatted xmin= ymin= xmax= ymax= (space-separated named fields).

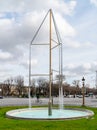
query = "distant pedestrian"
xmin=36 ymin=93 xmax=39 ymax=102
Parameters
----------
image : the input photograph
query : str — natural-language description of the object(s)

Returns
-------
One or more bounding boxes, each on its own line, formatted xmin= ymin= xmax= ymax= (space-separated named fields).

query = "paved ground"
xmin=0 ymin=97 xmax=97 ymax=107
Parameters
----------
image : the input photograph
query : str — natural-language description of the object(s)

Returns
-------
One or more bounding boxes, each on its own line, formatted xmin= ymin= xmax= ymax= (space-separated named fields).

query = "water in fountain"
xmin=59 ymin=86 xmax=64 ymax=110
xmin=28 ymin=87 xmax=31 ymax=109
xmin=6 ymin=107 xmax=94 ymax=120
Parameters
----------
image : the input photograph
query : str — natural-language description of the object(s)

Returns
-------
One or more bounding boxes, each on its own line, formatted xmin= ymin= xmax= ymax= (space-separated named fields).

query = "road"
xmin=0 ymin=97 xmax=97 ymax=107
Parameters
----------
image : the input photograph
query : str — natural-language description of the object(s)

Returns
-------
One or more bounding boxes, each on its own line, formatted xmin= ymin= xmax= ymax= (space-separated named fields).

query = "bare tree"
xmin=72 ymin=80 xmax=80 ymax=87
xmin=37 ymin=78 xmax=49 ymax=96
xmin=72 ymin=80 xmax=80 ymax=95
xmin=30 ymin=79 xmax=36 ymax=97
xmin=55 ymin=74 xmax=65 ymax=83
xmin=4 ymin=77 xmax=13 ymax=96
xmin=14 ymin=75 xmax=24 ymax=97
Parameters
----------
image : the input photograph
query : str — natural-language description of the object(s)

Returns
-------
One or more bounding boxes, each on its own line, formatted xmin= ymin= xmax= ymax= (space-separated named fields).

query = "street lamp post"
xmin=0 ymin=88 xmax=3 ymax=98
xmin=82 ymin=77 xmax=85 ymax=106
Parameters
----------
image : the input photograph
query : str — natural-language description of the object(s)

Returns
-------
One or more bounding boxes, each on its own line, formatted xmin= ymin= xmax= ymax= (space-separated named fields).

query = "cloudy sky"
xmin=0 ymin=0 xmax=97 ymax=87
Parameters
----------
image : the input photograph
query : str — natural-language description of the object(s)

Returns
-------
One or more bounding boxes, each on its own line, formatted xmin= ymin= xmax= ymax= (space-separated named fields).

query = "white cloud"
xmin=0 ymin=13 xmax=5 ymax=18
xmin=0 ymin=18 xmax=13 ymax=28
xmin=54 ymin=13 xmax=76 ymax=37
xmin=64 ymin=38 xmax=80 ymax=48
xmin=90 ymin=0 xmax=97 ymax=6
xmin=0 ymin=50 xmax=13 ymax=60
xmin=0 ymin=0 xmax=76 ymax=15
xmin=83 ymin=63 xmax=91 ymax=70
xmin=28 ymin=59 xmax=38 ymax=67
xmin=63 ymin=38 xmax=95 ymax=49
xmin=0 ymin=0 xmax=25 ymax=12
xmin=64 ymin=61 xmax=97 ymax=77
xmin=47 ymin=0 xmax=77 ymax=15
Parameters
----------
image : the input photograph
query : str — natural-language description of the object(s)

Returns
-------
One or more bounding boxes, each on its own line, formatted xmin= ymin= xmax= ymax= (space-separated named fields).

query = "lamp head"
xmin=82 ymin=77 xmax=85 ymax=82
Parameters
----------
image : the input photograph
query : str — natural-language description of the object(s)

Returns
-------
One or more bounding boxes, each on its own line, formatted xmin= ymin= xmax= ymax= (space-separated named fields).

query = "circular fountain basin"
xmin=6 ymin=108 xmax=94 ymax=120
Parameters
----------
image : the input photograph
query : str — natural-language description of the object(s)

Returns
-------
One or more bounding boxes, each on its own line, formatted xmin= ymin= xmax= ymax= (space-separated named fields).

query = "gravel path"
xmin=0 ymin=97 xmax=97 ymax=107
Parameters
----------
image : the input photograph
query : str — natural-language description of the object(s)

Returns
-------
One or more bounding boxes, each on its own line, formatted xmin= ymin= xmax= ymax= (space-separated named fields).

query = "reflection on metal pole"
xmin=82 ymin=77 xmax=85 ymax=106
xmin=48 ymin=9 xmax=52 ymax=116
xmin=29 ymin=44 xmax=31 ymax=109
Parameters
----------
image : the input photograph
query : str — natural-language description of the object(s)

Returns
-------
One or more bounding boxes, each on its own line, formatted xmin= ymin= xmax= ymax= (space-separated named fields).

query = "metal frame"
xmin=29 ymin=9 xmax=63 ymax=116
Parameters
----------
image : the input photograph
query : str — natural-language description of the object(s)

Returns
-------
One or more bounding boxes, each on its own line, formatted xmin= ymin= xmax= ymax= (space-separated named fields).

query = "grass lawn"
xmin=0 ymin=106 xmax=97 ymax=130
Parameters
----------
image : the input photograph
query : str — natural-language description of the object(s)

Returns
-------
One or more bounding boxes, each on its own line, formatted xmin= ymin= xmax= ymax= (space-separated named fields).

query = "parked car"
xmin=76 ymin=95 xmax=83 ymax=98
xmin=0 ymin=96 xmax=3 ymax=99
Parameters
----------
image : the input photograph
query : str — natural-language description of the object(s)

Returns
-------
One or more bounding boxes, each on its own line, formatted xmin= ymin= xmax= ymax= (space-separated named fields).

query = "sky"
xmin=0 ymin=0 xmax=97 ymax=87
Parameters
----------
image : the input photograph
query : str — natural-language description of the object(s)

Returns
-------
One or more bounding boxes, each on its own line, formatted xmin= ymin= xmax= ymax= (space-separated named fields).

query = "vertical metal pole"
xmin=60 ymin=43 xmax=63 ymax=109
xmin=48 ymin=9 xmax=52 ymax=116
xmin=29 ymin=44 xmax=31 ymax=109
xmin=59 ymin=42 xmax=63 ymax=110
xmin=61 ymin=43 xmax=63 ymax=87
xmin=59 ymin=42 xmax=61 ymax=109
xmin=82 ymin=81 xmax=85 ymax=106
